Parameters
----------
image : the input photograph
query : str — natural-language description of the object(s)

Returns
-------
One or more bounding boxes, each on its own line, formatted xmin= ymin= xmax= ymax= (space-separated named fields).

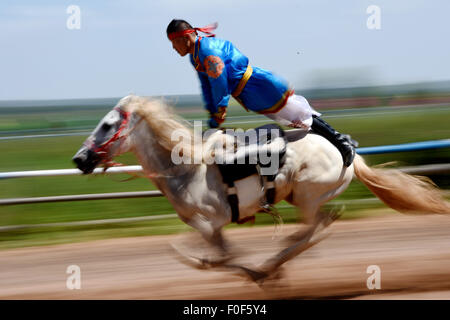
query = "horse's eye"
xmin=102 ymin=123 xmax=112 ymax=131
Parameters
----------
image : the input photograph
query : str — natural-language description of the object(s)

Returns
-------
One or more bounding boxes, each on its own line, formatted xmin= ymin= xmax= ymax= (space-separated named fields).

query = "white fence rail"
xmin=1 ymin=163 xmax=449 ymax=206
xmin=2 ymin=163 xmax=450 ymax=182
xmin=0 ymin=165 xmax=143 ymax=179
xmin=0 ymin=140 xmax=449 ymax=207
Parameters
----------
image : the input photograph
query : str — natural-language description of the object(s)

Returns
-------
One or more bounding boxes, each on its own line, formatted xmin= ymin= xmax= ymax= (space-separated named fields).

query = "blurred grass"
xmin=0 ymin=104 xmax=449 ymax=249
xmin=0 ymin=206 xmax=398 ymax=250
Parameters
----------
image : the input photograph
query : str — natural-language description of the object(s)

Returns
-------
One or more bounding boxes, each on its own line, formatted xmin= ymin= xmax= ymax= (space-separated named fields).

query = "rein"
xmin=88 ymin=108 xmax=173 ymax=180
xmin=85 ymin=107 xmax=136 ymax=171
xmin=94 ymin=107 xmax=131 ymax=158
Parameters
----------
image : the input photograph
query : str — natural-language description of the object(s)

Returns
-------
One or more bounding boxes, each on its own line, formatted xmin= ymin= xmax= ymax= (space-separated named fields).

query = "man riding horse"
xmin=166 ymin=19 xmax=357 ymax=166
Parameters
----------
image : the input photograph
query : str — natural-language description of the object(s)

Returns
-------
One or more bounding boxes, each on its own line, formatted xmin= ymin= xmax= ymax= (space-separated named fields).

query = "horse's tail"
xmin=353 ymin=154 xmax=450 ymax=214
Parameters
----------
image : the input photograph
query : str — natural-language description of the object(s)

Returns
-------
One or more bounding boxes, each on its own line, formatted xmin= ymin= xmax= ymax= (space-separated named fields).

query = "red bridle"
xmin=84 ymin=106 xmax=172 ymax=179
xmin=88 ymin=107 xmax=131 ymax=165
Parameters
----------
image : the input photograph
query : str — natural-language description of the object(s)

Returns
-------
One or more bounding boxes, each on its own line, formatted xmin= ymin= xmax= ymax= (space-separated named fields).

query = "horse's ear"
xmin=117 ymin=94 xmax=136 ymax=110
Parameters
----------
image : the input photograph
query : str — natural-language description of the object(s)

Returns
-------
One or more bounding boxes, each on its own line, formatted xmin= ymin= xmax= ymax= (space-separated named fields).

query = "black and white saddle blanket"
xmin=213 ymin=124 xmax=289 ymax=223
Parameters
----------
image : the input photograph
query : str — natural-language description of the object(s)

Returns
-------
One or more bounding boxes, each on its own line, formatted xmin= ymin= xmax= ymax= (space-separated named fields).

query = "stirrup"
xmin=342 ymin=134 xmax=359 ymax=148
xmin=342 ymin=144 xmax=355 ymax=167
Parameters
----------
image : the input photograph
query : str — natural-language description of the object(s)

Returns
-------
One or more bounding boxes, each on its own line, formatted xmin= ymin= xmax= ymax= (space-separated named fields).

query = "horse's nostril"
xmin=72 ymin=147 xmax=100 ymax=174
xmin=72 ymin=156 xmax=83 ymax=168
xmin=72 ymin=146 xmax=90 ymax=167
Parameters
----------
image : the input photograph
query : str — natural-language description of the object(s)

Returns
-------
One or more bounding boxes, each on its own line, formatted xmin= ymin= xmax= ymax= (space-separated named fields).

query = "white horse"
xmin=73 ymin=95 xmax=450 ymax=282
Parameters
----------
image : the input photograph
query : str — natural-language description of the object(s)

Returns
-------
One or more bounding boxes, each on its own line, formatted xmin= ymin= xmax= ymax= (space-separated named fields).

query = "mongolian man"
xmin=167 ymin=19 xmax=357 ymax=166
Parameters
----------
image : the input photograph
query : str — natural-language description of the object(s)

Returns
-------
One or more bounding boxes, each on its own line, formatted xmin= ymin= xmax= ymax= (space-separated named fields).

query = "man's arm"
xmin=197 ymin=72 xmax=223 ymax=128
xmin=197 ymin=72 xmax=215 ymax=113
xmin=201 ymin=50 xmax=230 ymax=127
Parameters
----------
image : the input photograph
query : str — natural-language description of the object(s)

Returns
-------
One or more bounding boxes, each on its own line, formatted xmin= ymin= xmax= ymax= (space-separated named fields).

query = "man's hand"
xmin=208 ymin=117 xmax=220 ymax=128
xmin=208 ymin=106 xmax=227 ymax=128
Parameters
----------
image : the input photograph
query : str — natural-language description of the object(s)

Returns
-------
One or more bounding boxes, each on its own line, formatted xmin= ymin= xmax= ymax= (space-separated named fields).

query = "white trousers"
xmin=265 ymin=94 xmax=321 ymax=130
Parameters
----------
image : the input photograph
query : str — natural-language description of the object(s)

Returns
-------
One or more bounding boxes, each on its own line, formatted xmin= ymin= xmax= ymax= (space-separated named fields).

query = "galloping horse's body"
xmin=73 ymin=95 xmax=450 ymax=282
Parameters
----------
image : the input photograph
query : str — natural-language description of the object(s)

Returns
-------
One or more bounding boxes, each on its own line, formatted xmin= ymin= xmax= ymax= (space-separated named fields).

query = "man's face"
xmin=170 ymin=33 xmax=195 ymax=57
xmin=171 ymin=36 xmax=190 ymax=56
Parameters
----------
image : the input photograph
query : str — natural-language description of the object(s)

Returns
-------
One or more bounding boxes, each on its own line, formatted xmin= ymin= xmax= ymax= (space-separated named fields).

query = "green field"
xmin=1 ymin=103 xmax=449 ymax=249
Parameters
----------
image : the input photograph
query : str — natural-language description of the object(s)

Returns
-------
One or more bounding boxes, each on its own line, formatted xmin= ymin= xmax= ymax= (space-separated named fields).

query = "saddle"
xmin=215 ymin=124 xmax=288 ymax=223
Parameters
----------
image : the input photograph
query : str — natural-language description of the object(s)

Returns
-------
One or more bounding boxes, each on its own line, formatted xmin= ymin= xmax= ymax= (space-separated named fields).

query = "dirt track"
xmin=1 ymin=212 xmax=450 ymax=300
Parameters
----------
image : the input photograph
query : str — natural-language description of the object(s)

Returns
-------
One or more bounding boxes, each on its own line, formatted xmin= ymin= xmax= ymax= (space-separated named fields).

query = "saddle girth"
xmin=216 ymin=124 xmax=287 ymax=223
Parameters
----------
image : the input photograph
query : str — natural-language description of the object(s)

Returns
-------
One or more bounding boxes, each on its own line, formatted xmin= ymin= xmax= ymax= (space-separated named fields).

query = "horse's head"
xmin=72 ymin=96 xmax=135 ymax=174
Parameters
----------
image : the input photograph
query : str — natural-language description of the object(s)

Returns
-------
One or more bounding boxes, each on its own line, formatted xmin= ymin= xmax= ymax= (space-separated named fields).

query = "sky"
xmin=0 ymin=0 xmax=449 ymax=100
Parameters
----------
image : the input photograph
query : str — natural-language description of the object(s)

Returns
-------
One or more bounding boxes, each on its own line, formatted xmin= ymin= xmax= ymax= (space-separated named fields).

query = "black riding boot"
xmin=311 ymin=115 xmax=357 ymax=167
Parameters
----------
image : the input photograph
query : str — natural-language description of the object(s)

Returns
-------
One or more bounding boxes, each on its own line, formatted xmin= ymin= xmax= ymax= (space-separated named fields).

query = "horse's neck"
xmin=129 ymin=118 xmax=197 ymax=182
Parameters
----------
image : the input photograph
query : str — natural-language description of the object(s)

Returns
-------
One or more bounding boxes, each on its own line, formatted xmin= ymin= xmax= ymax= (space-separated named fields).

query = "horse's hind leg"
xmin=259 ymin=209 xmax=335 ymax=277
xmin=234 ymin=202 xmax=339 ymax=284
xmin=230 ymin=211 xmax=328 ymax=284
xmin=282 ymin=191 xmax=323 ymax=243
xmin=283 ymin=179 xmax=345 ymax=244
xmin=284 ymin=207 xmax=341 ymax=245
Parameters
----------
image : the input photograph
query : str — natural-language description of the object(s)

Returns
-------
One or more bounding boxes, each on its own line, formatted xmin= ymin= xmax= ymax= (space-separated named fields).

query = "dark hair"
xmin=166 ymin=19 xmax=194 ymax=36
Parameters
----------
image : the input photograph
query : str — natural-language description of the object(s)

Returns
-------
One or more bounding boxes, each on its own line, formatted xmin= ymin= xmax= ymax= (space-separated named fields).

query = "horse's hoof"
xmin=229 ymin=265 xmax=269 ymax=284
xmin=226 ymin=264 xmax=285 ymax=287
xmin=170 ymin=241 xmax=233 ymax=270
xmin=201 ymin=254 xmax=234 ymax=267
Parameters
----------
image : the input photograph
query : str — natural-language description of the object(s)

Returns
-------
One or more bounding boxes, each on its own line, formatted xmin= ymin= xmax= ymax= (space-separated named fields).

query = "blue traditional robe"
xmin=189 ymin=36 xmax=293 ymax=125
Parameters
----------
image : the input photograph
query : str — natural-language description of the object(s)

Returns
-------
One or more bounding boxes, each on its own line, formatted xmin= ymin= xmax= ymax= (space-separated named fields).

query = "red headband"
xmin=168 ymin=22 xmax=218 ymax=41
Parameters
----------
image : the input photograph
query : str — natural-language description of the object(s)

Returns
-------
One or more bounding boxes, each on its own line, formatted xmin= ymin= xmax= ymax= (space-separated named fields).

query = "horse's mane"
xmin=121 ymin=95 xmax=201 ymax=162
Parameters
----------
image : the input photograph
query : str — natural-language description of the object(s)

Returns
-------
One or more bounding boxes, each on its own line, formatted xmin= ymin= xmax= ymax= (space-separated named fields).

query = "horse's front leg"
xmin=172 ymin=213 xmax=232 ymax=269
